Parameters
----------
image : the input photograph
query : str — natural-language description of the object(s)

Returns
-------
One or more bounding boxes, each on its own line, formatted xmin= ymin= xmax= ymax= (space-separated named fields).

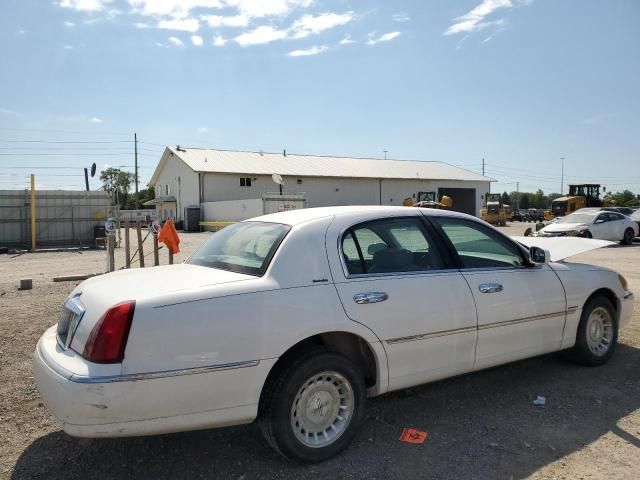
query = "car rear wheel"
xmin=566 ymin=295 xmax=617 ymax=366
xmin=622 ymin=228 xmax=634 ymax=245
xmin=582 ymin=230 xmax=592 ymax=239
xmin=259 ymin=352 xmax=366 ymax=463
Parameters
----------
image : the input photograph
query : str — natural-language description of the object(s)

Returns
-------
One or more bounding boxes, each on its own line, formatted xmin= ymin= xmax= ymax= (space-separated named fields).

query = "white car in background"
xmin=33 ymin=206 xmax=634 ymax=463
xmin=533 ymin=209 xmax=638 ymax=244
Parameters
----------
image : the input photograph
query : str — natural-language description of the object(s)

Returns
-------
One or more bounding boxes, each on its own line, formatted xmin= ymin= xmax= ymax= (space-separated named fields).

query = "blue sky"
xmin=1 ymin=0 xmax=639 ymax=195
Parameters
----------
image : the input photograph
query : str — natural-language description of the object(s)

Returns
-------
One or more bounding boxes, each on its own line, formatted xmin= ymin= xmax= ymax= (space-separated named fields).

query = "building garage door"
xmin=438 ymin=188 xmax=476 ymax=216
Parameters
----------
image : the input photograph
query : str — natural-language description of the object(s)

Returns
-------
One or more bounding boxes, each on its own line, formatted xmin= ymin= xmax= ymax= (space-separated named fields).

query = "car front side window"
xmin=341 ymin=218 xmax=444 ymax=275
xmin=433 ymin=218 xmax=524 ymax=269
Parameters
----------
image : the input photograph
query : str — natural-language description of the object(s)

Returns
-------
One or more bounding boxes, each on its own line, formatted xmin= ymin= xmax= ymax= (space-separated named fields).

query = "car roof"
xmin=248 ymin=205 xmax=471 ymax=226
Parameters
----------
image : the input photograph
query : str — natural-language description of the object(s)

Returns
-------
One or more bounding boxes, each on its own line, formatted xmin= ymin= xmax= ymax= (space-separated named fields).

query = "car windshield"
xmin=630 ymin=210 xmax=640 ymax=221
xmin=187 ymin=222 xmax=290 ymax=276
xmin=557 ymin=213 xmax=596 ymax=224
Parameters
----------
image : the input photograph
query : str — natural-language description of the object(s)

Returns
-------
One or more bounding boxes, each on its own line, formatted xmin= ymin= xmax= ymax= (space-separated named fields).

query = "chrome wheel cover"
xmin=586 ymin=306 xmax=614 ymax=356
xmin=290 ymin=371 xmax=354 ymax=448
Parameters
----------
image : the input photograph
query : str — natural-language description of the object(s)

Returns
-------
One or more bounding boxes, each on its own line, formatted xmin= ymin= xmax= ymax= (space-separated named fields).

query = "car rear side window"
xmin=433 ymin=218 xmax=524 ymax=269
xmin=341 ymin=217 xmax=444 ymax=275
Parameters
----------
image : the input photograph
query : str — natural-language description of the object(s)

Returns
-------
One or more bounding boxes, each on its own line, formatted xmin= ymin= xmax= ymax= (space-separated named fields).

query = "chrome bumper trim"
xmin=69 ymin=360 xmax=260 ymax=383
xmin=67 ymin=361 xmax=260 ymax=384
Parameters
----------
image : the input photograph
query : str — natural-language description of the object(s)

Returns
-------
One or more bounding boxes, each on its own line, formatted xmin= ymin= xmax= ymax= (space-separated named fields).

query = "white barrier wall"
xmin=202 ymin=198 xmax=264 ymax=222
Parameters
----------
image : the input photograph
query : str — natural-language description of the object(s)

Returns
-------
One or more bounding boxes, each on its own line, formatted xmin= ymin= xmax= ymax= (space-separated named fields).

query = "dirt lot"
xmin=1 ymin=223 xmax=638 ymax=479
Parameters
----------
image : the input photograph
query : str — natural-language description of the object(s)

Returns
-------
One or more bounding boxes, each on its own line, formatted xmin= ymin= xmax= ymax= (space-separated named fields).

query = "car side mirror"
xmin=594 ymin=218 xmax=605 ymax=224
xmin=529 ymin=246 xmax=550 ymax=264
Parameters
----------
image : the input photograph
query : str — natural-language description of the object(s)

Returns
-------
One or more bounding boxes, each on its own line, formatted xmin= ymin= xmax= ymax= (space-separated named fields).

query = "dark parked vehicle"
xmin=602 ymin=206 xmax=635 ymax=216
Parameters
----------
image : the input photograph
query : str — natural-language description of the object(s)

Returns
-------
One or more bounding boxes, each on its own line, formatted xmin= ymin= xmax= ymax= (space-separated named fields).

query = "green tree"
xmin=520 ymin=193 xmax=530 ymax=209
xmin=500 ymin=191 xmax=510 ymax=205
xmin=608 ymin=190 xmax=637 ymax=207
xmin=123 ymin=186 xmax=155 ymax=210
xmin=100 ymin=168 xmax=136 ymax=208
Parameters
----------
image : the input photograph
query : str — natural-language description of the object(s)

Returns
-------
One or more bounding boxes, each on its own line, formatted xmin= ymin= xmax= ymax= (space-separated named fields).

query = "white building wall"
xmin=152 ymin=155 xmax=200 ymax=222
xmin=202 ymin=198 xmax=264 ymax=222
xmin=202 ymin=173 xmax=489 ymax=215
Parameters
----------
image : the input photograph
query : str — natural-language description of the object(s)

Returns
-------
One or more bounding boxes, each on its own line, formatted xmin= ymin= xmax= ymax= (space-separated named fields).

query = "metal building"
xmin=148 ymin=147 xmax=493 ymax=223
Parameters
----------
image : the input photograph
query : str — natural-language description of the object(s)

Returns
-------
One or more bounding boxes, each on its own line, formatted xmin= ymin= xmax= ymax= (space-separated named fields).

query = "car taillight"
xmin=83 ymin=301 xmax=135 ymax=364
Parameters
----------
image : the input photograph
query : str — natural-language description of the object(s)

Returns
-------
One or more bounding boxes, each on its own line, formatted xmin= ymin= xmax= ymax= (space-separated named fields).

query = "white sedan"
xmin=34 ymin=206 xmax=634 ymax=462
xmin=533 ymin=209 xmax=638 ymax=244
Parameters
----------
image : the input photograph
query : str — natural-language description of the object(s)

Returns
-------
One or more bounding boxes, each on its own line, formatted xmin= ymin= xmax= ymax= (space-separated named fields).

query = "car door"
xmin=326 ymin=214 xmax=478 ymax=392
xmin=589 ymin=212 xmax=611 ymax=240
xmin=607 ymin=212 xmax=627 ymax=240
xmin=429 ymin=216 xmax=567 ymax=370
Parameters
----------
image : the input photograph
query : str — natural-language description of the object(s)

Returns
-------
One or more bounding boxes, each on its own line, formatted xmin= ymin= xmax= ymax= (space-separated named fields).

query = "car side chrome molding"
xmin=69 ymin=360 xmax=260 ymax=384
xmin=386 ymin=309 xmax=576 ymax=345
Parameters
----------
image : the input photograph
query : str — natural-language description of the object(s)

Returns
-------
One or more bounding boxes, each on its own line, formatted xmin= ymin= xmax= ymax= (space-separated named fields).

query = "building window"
xmin=240 ymin=177 xmax=252 ymax=187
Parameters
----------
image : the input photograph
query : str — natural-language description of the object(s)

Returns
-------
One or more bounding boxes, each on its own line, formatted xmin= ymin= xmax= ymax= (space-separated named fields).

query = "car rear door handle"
xmin=479 ymin=283 xmax=503 ymax=293
xmin=353 ymin=292 xmax=389 ymax=304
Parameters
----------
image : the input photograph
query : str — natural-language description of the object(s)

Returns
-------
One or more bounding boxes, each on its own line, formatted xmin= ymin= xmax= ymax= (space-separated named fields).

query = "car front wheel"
xmin=259 ymin=352 xmax=366 ymax=463
xmin=622 ymin=228 xmax=634 ymax=245
xmin=567 ymin=295 xmax=618 ymax=366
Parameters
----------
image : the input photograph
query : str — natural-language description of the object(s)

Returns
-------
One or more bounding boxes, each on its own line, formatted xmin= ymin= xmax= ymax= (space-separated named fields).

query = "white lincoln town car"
xmin=34 ymin=206 xmax=634 ymax=462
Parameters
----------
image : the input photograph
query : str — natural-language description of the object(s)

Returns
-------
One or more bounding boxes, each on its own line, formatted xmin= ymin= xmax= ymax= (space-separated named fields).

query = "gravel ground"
xmin=1 ymin=223 xmax=638 ymax=480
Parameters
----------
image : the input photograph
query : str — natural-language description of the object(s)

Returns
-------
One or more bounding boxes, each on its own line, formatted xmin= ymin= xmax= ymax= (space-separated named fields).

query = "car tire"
xmin=622 ymin=228 xmax=634 ymax=245
xmin=582 ymin=230 xmax=592 ymax=239
xmin=259 ymin=352 xmax=366 ymax=463
xmin=566 ymin=295 xmax=618 ymax=366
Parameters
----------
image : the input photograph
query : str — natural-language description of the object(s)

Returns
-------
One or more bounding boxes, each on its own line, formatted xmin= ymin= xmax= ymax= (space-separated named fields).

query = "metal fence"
xmin=0 ymin=190 xmax=113 ymax=248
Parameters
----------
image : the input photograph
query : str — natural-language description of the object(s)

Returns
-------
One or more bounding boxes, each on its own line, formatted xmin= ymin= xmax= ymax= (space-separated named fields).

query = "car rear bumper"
xmin=33 ymin=326 xmax=275 ymax=437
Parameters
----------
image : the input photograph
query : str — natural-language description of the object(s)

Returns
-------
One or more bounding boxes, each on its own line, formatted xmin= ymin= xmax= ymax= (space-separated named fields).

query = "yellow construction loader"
xmin=404 ymin=191 xmax=453 ymax=209
xmin=481 ymin=193 xmax=508 ymax=226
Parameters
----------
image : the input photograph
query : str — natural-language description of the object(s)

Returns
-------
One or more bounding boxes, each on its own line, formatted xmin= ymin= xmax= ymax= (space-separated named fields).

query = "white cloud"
xmin=234 ymin=25 xmax=288 ymax=46
xmin=227 ymin=0 xmax=313 ymax=19
xmin=392 ymin=12 xmax=410 ymax=23
xmin=287 ymin=45 xmax=327 ymax=57
xmin=128 ymin=0 xmax=223 ymax=18
xmin=64 ymin=21 xmax=76 ymax=27
xmin=90 ymin=117 xmax=103 ymax=123
xmin=16 ymin=29 xmax=26 ymax=35
xmin=191 ymin=34 xmax=204 ymax=45
xmin=367 ymin=31 xmax=401 ymax=45
xmin=157 ymin=18 xmax=200 ymax=32
xmin=197 ymin=127 xmax=209 ymax=133
xmin=339 ymin=35 xmax=354 ymax=45
xmin=63 ymin=45 xmax=74 ymax=49
xmin=58 ymin=0 xmax=112 ymax=12
xmin=213 ymin=35 xmax=227 ymax=46
xmin=135 ymin=22 xmax=150 ymax=28
xmin=201 ymin=14 xmax=249 ymax=27
xmin=444 ymin=0 xmax=512 ymax=35
xmin=167 ymin=36 xmax=184 ymax=46
xmin=290 ymin=12 xmax=352 ymax=38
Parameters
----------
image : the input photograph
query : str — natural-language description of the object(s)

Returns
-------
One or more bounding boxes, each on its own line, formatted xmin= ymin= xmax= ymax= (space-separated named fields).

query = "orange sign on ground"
xmin=399 ymin=428 xmax=428 ymax=444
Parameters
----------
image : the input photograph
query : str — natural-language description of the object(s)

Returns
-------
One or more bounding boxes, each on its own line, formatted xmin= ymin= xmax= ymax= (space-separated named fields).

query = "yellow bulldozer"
xmin=551 ymin=184 xmax=610 ymax=217
xmin=481 ymin=193 xmax=509 ymax=226
xmin=403 ymin=191 xmax=453 ymax=209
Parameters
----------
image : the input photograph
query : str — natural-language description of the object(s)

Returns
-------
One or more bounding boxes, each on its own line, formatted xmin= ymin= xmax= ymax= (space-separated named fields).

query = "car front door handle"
xmin=353 ymin=292 xmax=389 ymax=304
xmin=478 ymin=283 xmax=503 ymax=294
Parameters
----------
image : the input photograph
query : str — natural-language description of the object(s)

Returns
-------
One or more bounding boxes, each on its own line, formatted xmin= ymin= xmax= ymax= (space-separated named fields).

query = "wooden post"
xmin=107 ymin=235 xmax=115 ymax=272
xmin=168 ymin=249 xmax=174 ymax=265
xmin=124 ymin=221 xmax=131 ymax=269
xmin=136 ymin=222 xmax=145 ymax=268
xmin=153 ymin=234 xmax=159 ymax=266
xmin=30 ymin=174 xmax=36 ymax=252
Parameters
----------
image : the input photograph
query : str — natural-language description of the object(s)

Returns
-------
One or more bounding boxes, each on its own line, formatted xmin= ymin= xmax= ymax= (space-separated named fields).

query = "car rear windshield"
xmin=557 ymin=213 xmax=595 ymax=224
xmin=187 ymin=222 xmax=290 ymax=276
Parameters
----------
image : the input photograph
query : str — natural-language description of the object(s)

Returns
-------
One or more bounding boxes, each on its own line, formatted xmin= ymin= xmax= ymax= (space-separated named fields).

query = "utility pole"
xmin=134 ymin=133 xmax=139 ymax=208
xmin=560 ymin=157 xmax=564 ymax=195
xmin=482 ymin=158 xmax=485 ymax=176
xmin=383 ymin=150 xmax=388 ymax=160
xmin=516 ymin=181 xmax=519 ymax=210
